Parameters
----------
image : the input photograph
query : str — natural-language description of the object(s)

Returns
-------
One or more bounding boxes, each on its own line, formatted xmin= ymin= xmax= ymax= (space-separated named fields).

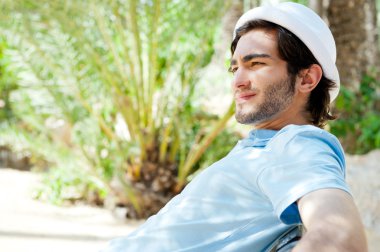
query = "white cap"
xmin=233 ymin=2 xmax=340 ymax=102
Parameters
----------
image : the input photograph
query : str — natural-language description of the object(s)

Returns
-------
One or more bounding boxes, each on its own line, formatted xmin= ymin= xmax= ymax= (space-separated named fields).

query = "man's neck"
xmin=253 ymin=109 xmax=311 ymax=130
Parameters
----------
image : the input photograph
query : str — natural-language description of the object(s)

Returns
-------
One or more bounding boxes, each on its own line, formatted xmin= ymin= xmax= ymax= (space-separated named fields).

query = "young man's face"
xmin=230 ymin=29 xmax=296 ymax=126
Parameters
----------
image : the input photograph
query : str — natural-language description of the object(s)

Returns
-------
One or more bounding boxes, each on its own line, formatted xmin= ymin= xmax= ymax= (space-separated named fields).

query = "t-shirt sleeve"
xmin=257 ymin=128 xmax=351 ymax=225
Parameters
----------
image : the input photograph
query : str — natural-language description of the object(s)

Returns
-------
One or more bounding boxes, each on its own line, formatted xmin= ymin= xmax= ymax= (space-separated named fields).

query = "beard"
xmin=235 ymin=74 xmax=296 ymax=125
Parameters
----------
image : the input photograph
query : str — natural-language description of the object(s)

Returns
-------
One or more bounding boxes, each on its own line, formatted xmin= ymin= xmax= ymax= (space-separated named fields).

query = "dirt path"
xmin=0 ymin=168 xmax=142 ymax=252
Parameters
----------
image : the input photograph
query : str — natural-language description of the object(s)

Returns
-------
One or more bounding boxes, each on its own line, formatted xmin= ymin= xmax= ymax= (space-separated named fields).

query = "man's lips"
xmin=235 ymin=92 xmax=257 ymax=103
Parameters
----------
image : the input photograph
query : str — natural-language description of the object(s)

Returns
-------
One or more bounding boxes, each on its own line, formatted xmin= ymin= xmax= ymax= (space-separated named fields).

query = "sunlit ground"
xmin=0 ymin=168 xmax=143 ymax=252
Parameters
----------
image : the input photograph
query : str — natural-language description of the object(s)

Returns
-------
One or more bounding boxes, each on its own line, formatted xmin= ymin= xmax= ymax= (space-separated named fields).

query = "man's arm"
xmin=292 ymin=188 xmax=367 ymax=252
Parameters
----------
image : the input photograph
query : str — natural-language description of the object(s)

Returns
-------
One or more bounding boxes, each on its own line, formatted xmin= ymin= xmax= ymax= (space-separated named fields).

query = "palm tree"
xmin=0 ymin=0 xmax=237 ymax=218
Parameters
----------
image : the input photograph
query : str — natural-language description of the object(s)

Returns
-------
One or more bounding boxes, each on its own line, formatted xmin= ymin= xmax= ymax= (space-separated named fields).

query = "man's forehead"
xmin=231 ymin=30 xmax=279 ymax=63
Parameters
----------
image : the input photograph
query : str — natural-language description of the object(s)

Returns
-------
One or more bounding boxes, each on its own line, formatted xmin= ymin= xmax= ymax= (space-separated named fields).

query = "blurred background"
xmin=0 ymin=0 xmax=379 ymax=251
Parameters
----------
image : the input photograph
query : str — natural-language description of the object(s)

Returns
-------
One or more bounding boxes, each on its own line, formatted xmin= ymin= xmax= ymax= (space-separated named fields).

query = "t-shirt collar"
xmin=240 ymin=128 xmax=278 ymax=147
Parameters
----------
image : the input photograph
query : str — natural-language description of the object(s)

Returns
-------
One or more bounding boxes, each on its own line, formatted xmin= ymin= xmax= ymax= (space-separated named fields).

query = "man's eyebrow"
xmin=242 ymin=53 xmax=272 ymax=62
xmin=230 ymin=53 xmax=272 ymax=65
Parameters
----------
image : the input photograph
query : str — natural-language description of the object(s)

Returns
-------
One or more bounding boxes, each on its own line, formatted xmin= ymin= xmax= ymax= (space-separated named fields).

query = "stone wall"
xmin=346 ymin=150 xmax=380 ymax=251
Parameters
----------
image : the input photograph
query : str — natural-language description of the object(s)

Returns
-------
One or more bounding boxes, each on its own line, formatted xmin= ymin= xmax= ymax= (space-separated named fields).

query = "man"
xmin=103 ymin=2 xmax=367 ymax=251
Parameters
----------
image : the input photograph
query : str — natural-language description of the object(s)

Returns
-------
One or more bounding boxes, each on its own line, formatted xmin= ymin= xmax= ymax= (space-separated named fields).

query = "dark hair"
xmin=231 ymin=20 xmax=336 ymax=128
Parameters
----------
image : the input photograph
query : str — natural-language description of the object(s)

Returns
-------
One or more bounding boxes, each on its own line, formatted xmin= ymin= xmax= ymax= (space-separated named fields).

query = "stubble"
xmin=235 ymin=74 xmax=296 ymax=125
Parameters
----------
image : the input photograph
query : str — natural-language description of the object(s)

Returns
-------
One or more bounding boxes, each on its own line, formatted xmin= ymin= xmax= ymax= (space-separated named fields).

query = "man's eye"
xmin=251 ymin=62 xmax=264 ymax=66
xmin=228 ymin=67 xmax=238 ymax=73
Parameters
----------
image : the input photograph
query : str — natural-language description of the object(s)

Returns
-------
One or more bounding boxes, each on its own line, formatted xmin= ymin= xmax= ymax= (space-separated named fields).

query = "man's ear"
xmin=297 ymin=64 xmax=322 ymax=94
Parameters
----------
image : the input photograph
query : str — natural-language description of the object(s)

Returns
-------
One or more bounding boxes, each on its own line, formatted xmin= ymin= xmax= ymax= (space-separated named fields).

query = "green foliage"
xmin=0 ymin=0 xmax=236 ymax=212
xmin=35 ymin=162 xmax=108 ymax=205
xmin=285 ymin=0 xmax=309 ymax=5
xmin=0 ymin=38 xmax=18 ymax=122
xmin=330 ymin=75 xmax=380 ymax=154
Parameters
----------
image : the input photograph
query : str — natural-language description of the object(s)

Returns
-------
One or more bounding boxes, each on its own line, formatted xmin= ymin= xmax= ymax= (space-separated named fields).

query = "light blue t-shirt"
xmin=103 ymin=125 xmax=350 ymax=252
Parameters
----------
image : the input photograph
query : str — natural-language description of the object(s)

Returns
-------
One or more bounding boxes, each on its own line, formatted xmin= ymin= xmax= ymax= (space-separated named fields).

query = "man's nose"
xmin=232 ymin=69 xmax=250 ymax=89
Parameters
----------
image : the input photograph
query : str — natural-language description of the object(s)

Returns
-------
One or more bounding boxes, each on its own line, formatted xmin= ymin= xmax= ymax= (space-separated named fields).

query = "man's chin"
xmin=235 ymin=109 xmax=276 ymax=126
xmin=235 ymin=111 xmax=259 ymax=125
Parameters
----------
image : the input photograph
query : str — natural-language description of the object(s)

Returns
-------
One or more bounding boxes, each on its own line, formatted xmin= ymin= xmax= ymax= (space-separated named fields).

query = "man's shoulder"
xmin=279 ymin=124 xmax=326 ymax=135
xmin=269 ymin=124 xmax=344 ymax=157
xmin=275 ymin=124 xmax=338 ymax=144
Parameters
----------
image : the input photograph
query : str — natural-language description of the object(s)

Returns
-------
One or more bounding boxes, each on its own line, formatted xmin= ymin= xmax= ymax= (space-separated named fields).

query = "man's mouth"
xmin=235 ymin=92 xmax=257 ymax=103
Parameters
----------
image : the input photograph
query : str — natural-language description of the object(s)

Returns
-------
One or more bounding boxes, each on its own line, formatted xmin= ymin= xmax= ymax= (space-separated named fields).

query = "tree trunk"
xmin=211 ymin=0 xmax=244 ymax=67
xmin=327 ymin=0 xmax=379 ymax=91
xmin=309 ymin=0 xmax=324 ymax=17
